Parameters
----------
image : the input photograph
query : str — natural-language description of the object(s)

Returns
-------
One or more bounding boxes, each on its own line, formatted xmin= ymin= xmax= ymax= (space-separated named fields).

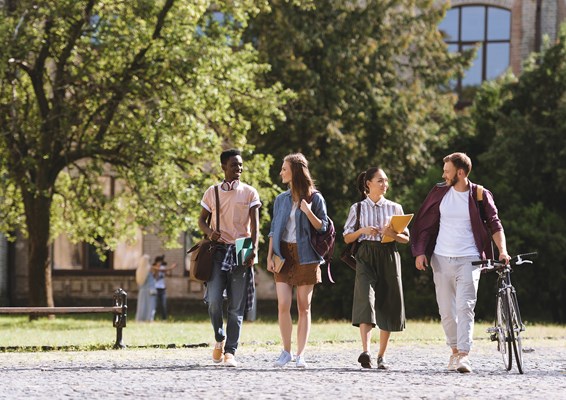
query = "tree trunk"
xmin=25 ymin=195 xmax=53 ymax=308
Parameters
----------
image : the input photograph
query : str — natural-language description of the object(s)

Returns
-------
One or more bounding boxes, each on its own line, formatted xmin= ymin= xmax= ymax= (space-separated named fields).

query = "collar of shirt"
xmin=363 ymin=196 xmax=386 ymax=208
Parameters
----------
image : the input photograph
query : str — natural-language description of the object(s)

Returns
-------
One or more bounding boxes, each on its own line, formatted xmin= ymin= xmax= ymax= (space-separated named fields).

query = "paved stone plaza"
xmin=0 ymin=340 xmax=564 ymax=399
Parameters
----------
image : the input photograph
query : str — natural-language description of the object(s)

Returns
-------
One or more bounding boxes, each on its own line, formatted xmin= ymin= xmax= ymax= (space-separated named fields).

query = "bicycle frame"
xmin=473 ymin=252 xmax=536 ymax=374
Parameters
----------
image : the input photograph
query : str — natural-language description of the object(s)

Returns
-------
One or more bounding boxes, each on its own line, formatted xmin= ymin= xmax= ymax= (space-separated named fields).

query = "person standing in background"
xmin=135 ymin=254 xmax=157 ymax=322
xmin=152 ymin=255 xmax=177 ymax=320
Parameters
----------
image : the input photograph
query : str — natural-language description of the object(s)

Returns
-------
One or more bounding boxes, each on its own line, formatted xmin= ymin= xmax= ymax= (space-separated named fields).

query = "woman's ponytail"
xmin=356 ymin=171 xmax=367 ymax=201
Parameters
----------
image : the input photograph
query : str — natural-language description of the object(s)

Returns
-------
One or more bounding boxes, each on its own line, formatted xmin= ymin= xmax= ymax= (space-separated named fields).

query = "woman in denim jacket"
xmin=267 ymin=153 xmax=329 ymax=369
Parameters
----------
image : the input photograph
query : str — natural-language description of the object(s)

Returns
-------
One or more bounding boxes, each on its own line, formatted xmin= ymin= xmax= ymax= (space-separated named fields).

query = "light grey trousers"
xmin=431 ymin=254 xmax=481 ymax=353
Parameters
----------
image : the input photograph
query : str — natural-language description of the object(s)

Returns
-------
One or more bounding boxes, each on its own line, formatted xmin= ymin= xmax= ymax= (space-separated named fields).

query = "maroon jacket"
xmin=410 ymin=181 xmax=503 ymax=261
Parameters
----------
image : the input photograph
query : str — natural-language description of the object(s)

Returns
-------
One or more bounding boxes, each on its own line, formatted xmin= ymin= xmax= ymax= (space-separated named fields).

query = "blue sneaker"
xmin=273 ymin=350 xmax=292 ymax=367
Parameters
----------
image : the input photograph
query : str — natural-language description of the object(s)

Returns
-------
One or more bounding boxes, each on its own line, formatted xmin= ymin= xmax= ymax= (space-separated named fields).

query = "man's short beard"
xmin=449 ymin=176 xmax=458 ymax=186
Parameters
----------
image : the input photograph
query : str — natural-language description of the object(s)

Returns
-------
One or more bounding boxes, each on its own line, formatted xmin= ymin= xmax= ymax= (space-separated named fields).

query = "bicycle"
xmin=472 ymin=252 xmax=537 ymax=374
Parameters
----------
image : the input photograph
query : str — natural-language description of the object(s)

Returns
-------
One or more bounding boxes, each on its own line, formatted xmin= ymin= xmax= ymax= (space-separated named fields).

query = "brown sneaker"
xmin=212 ymin=341 xmax=224 ymax=363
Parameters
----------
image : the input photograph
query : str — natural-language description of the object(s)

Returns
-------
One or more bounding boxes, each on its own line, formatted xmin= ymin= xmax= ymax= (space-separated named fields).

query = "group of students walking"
xmin=196 ymin=149 xmax=510 ymax=373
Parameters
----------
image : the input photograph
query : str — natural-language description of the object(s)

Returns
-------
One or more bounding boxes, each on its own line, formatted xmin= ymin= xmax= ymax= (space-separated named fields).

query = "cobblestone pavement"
xmin=1 ymin=339 xmax=564 ymax=399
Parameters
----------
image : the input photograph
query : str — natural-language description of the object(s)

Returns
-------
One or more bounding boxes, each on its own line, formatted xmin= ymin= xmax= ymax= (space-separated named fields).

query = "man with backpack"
xmin=411 ymin=152 xmax=511 ymax=373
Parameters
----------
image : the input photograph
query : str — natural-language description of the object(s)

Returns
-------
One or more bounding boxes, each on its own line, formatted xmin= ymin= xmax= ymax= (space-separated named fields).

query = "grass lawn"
xmin=0 ymin=314 xmax=564 ymax=351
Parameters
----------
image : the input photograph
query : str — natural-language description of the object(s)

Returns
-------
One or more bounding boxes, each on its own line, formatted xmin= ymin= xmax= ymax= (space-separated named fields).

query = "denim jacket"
xmin=269 ymin=190 xmax=329 ymax=265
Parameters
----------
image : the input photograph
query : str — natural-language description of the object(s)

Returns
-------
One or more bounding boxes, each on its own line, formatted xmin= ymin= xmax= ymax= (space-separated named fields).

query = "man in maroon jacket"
xmin=411 ymin=152 xmax=510 ymax=373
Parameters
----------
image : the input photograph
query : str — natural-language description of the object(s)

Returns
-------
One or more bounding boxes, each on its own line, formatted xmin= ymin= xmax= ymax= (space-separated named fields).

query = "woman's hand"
xmin=267 ymin=257 xmax=275 ymax=274
xmin=361 ymin=226 xmax=379 ymax=236
xmin=300 ymin=199 xmax=312 ymax=214
xmin=382 ymin=224 xmax=397 ymax=239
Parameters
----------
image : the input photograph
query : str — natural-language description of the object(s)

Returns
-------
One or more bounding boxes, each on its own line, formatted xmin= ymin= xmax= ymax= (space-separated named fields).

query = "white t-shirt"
xmin=434 ymin=187 xmax=479 ymax=257
xmin=282 ymin=202 xmax=298 ymax=243
xmin=154 ymin=265 xmax=166 ymax=289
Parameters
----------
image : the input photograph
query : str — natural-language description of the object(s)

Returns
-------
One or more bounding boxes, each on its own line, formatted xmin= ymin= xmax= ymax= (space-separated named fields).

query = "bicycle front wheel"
xmin=508 ymin=291 xmax=524 ymax=374
xmin=496 ymin=293 xmax=513 ymax=370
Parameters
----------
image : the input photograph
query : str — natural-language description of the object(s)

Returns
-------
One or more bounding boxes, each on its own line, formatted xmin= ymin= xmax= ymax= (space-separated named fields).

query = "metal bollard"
xmin=112 ymin=288 xmax=128 ymax=349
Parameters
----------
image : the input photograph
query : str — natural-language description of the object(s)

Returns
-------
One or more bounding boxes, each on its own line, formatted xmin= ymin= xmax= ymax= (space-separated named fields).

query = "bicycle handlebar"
xmin=471 ymin=252 xmax=538 ymax=269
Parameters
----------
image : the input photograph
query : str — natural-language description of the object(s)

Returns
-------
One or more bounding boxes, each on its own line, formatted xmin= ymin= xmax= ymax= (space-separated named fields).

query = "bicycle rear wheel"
xmin=508 ymin=291 xmax=524 ymax=374
xmin=496 ymin=293 xmax=513 ymax=370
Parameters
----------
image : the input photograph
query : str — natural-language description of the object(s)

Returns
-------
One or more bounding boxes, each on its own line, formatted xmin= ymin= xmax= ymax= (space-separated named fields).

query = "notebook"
xmin=235 ymin=237 xmax=258 ymax=266
xmin=381 ymin=214 xmax=414 ymax=243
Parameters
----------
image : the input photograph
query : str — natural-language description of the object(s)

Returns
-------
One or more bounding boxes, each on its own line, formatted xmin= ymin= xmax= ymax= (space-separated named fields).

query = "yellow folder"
xmin=381 ymin=214 xmax=414 ymax=243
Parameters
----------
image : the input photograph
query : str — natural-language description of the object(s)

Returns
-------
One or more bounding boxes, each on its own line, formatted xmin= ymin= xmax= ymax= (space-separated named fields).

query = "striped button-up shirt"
xmin=343 ymin=197 xmax=406 ymax=242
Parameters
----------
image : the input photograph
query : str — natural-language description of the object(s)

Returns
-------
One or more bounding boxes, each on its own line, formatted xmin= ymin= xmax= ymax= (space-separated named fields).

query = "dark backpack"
xmin=309 ymin=191 xmax=336 ymax=282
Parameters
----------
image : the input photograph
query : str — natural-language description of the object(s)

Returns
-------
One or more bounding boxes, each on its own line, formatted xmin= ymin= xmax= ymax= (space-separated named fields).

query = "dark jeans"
xmin=205 ymin=245 xmax=250 ymax=355
xmin=156 ymin=288 xmax=167 ymax=320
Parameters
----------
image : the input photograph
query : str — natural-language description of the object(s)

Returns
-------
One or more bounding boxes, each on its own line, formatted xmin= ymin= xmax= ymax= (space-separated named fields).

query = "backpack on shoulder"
xmin=309 ymin=191 xmax=337 ymax=283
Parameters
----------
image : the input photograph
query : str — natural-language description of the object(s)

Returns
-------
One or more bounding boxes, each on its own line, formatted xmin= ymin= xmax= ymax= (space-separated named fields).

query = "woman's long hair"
xmin=356 ymin=167 xmax=382 ymax=201
xmin=284 ymin=153 xmax=316 ymax=202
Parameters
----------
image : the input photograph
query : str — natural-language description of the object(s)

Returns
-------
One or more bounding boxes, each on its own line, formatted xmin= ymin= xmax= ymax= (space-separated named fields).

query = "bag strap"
xmin=355 ymin=202 xmax=361 ymax=229
xmin=214 ymin=184 xmax=220 ymax=233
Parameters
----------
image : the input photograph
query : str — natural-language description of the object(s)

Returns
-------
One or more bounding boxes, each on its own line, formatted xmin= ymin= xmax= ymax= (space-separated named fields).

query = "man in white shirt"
xmin=411 ymin=152 xmax=510 ymax=373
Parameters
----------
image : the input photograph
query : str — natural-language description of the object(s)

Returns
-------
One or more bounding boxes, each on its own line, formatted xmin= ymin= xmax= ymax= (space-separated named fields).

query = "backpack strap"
xmin=475 ymin=184 xmax=495 ymax=258
xmin=476 ymin=184 xmax=486 ymax=224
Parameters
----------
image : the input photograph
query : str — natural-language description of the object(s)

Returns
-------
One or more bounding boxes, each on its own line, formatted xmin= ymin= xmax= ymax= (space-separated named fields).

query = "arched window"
xmin=439 ymin=5 xmax=511 ymax=102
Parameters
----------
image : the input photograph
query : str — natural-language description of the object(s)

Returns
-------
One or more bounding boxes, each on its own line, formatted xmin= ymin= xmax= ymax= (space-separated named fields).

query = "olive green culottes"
xmin=351 ymin=241 xmax=406 ymax=332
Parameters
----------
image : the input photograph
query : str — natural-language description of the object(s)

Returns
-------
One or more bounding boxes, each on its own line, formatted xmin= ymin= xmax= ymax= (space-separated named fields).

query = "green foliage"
xmin=0 ymin=0 xmax=291 ymax=252
xmin=462 ymin=26 xmax=566 ymax=322
xmin=0 ymin=0 xmax=300 ymax=306
xmin=245 ymin=0 xmax=470 ymax=316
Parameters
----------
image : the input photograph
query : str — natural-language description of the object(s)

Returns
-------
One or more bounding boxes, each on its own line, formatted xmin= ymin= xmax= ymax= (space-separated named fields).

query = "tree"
xmin=245 ymin=0 xmax=471 ymax=316
xmin=465 ymin=28 xmax=566 ymax=322
xmin=0 ymin=0 xmax=292 ymax=307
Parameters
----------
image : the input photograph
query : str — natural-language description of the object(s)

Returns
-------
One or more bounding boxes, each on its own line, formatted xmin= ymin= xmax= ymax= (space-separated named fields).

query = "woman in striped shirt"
xmin=343 ymin=167 xmax=409 ymax=370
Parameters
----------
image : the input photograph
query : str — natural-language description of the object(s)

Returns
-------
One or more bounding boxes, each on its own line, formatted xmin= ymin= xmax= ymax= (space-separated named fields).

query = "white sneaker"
xmin=377 ymin=355 xmax=389 ymax=370
xmin=447 ymin=354 xmax=459 ymax=371
xmin=296 ymin=355 xmax=307 ymax=368
xmin=456 ymin=355 xmax=472 ymax=373
xmin=224 ymin=353 xmax=238 ymax=367
xmin=273 ymin=350 xmax=292 ymax=367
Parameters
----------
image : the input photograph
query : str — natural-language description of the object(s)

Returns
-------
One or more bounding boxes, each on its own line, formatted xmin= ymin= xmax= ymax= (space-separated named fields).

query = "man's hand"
xmin=244 ymin=250 xmax=256 ymax=268
xmin=415 ymin=254 xmax=428 ymax=271
xmin=499 ymin=252 xmax=511 ymax=265
xmin=209 ymin=230 xmax=221 ymax=241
